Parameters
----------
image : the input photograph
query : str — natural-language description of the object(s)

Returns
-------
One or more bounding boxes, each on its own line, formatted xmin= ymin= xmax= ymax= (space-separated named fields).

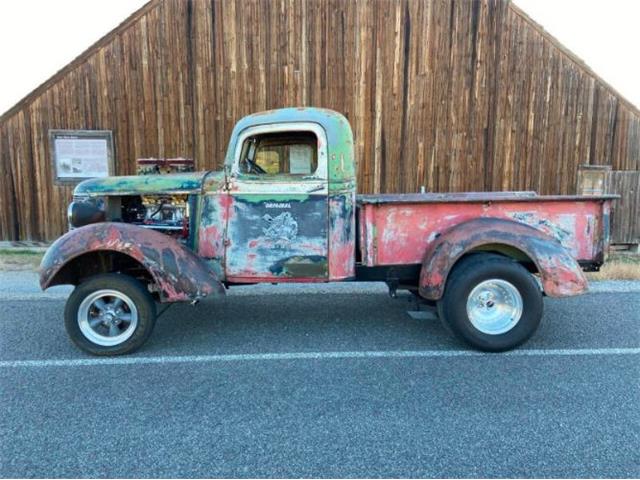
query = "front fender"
xmin=418 ymin=217 xmax=587 ymax=300
xmin=40 ymin=223 xmax=225 ymax=302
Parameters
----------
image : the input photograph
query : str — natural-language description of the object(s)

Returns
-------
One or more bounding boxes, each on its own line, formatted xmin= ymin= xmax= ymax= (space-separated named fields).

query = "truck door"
xmin=224 ymin=123 xmax=329 ymax=281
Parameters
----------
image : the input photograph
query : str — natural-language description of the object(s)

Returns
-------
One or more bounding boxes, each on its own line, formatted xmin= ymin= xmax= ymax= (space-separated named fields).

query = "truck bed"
xmin=356 ymin=192 xmax=617 ymax=268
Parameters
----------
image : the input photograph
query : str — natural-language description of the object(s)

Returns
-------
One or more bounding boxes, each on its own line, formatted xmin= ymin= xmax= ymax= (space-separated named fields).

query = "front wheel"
xmin=64 ymin=273 xmax=157 ymax=355
xmin=437 ymin=254 xmax=543 ymax=352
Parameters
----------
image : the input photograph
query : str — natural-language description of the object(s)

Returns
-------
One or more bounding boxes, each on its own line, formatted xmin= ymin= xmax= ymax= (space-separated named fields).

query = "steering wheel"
xmin=246 ymin=158 xmax=266 ymax=174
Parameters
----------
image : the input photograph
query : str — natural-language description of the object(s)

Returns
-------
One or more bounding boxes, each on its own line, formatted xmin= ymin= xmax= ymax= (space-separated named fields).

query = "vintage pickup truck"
xmin=41 ymin=108 xmax=616 ymax=355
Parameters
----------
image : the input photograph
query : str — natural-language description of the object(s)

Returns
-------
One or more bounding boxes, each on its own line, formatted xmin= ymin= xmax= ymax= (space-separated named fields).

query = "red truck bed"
xmin=357 ymin=192 xmax=616 ymax=267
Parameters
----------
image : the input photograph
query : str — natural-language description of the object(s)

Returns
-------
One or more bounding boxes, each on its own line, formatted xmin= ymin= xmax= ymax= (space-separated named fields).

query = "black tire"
xmin=64 ymin=273 xmax=157 ymax=356
xmin=437 ymin=253 xmax=543 ymax=352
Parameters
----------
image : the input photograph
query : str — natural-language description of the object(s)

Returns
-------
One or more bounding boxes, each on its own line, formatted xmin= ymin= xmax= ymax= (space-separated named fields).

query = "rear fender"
xmin=418 ymin=218 xmax=587 ymax=300
xmin=40 ymin=223 xmax=225 ymax=302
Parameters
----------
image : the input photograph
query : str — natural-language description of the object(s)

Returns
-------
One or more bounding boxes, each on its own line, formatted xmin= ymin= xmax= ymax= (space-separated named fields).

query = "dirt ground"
xmin=0 ymin=249 xmax=44 ymax=271
xmin=586 ymin=253 xmax=640 ymax=280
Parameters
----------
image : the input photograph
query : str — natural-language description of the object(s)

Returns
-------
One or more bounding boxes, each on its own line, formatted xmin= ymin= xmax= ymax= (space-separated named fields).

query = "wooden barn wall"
xmin=0 ymin=0 xmax=639 ymax=241
xmin=606 ymin=171 xmax=640 ymax=244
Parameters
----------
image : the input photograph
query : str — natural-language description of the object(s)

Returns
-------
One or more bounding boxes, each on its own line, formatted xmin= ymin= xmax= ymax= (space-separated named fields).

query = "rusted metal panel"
xmin=328 ymin=190 xmax=356 ymax=280
xmin=357 ymin=193 xmax=619 ymax=204
xmin=75 ymin=172 xmax=207 ymax=196
xmin=196 ymin=193 xmax=231 ymax=278
xmin=224 ymin=194 xmax=328 ymax=281
xmin=358 ymin=197 xmax=614 ymax=266
xmin=198 ymin=189 xmax=356 ymax=282
xmin=40 ymin=222 xmax=224 ymax=302
xmin=417 ymin=218 xmax=589 ymax=300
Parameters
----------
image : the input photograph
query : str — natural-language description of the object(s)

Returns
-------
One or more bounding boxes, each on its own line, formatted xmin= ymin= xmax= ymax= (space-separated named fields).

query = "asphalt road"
xmin=1 ymin=285 xmax=639 ymax=478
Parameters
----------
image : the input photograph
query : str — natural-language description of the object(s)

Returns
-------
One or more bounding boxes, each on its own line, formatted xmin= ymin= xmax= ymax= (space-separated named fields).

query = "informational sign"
xmin=49 ymin=130 xmax=114 ymax=184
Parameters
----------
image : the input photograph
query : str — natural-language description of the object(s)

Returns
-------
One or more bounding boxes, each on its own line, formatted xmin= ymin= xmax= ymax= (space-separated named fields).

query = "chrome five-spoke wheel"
xmin=77 ymin=289 xmax=139 ymax=346
xmin=65 ymin=274 xmax=156 ymax=355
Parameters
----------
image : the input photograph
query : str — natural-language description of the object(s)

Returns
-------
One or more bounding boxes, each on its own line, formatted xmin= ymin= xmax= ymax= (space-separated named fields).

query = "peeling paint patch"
xmin=269 ymin=255 xmax=328 ymax=277
xmin=328 ymin=193 xmax=356 ymax=280
xmin=197 ymin=195 xmax=228 ymax=264
xmin=416 ymin=218 xmax=588 ymax=300
xmin=225 ymin=195 xmax=328 ymax=280
xmin=75 ymin=172 xmax=207 ymax=196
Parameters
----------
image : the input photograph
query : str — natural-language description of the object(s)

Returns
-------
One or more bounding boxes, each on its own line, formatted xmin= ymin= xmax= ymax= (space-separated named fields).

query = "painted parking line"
xmin=1 ymin=347 xmax=639 ymax=369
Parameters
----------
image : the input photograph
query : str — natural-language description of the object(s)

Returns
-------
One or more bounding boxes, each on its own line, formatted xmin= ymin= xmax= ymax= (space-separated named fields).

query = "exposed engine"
xmin=121 ymin=195 xmax=190 ymax=240
xmin=68 ymin=194 xmax=192 ymax=243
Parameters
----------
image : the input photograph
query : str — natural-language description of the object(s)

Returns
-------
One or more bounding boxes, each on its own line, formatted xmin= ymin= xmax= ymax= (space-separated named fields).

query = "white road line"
xmin=1 ymin=347 xmax=639 ymax=368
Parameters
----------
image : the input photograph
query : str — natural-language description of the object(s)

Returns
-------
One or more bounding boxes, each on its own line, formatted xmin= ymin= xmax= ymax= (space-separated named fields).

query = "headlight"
xmin=68 ymin=196 xmax=106 ymax=229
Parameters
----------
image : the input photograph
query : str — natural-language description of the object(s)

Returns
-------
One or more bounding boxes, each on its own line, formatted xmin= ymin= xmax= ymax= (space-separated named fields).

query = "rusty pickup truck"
xmin=40 ymin=108 xmax=616 ymax=355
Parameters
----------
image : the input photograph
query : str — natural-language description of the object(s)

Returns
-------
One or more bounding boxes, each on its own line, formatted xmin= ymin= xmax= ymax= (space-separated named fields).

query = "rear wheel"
xmin=64 ymin=273 xmax=157 ymax=355
xmin=437 ymin=253 xmax=543 ymax=351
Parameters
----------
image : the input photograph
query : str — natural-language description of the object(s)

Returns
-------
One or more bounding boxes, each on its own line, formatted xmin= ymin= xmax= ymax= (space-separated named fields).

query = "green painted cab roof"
xmin=224 ymin=107 xmax=356 ymax=184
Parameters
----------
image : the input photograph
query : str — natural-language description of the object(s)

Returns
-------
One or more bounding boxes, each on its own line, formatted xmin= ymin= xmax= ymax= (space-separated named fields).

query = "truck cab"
xmin=198 ymin=108 xmax=356 ymax=283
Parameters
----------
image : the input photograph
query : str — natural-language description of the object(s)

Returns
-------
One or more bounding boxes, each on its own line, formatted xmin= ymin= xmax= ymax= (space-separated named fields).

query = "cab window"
xmin=239 ymin=131 xmax=318 ymax=176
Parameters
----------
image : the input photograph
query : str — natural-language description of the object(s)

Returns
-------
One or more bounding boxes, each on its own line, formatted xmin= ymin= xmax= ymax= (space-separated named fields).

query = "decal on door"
xmin=226 ymin=195 xmax=328 ymax=279
xmin=262 ymin=212 xmax=298 ymax=243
